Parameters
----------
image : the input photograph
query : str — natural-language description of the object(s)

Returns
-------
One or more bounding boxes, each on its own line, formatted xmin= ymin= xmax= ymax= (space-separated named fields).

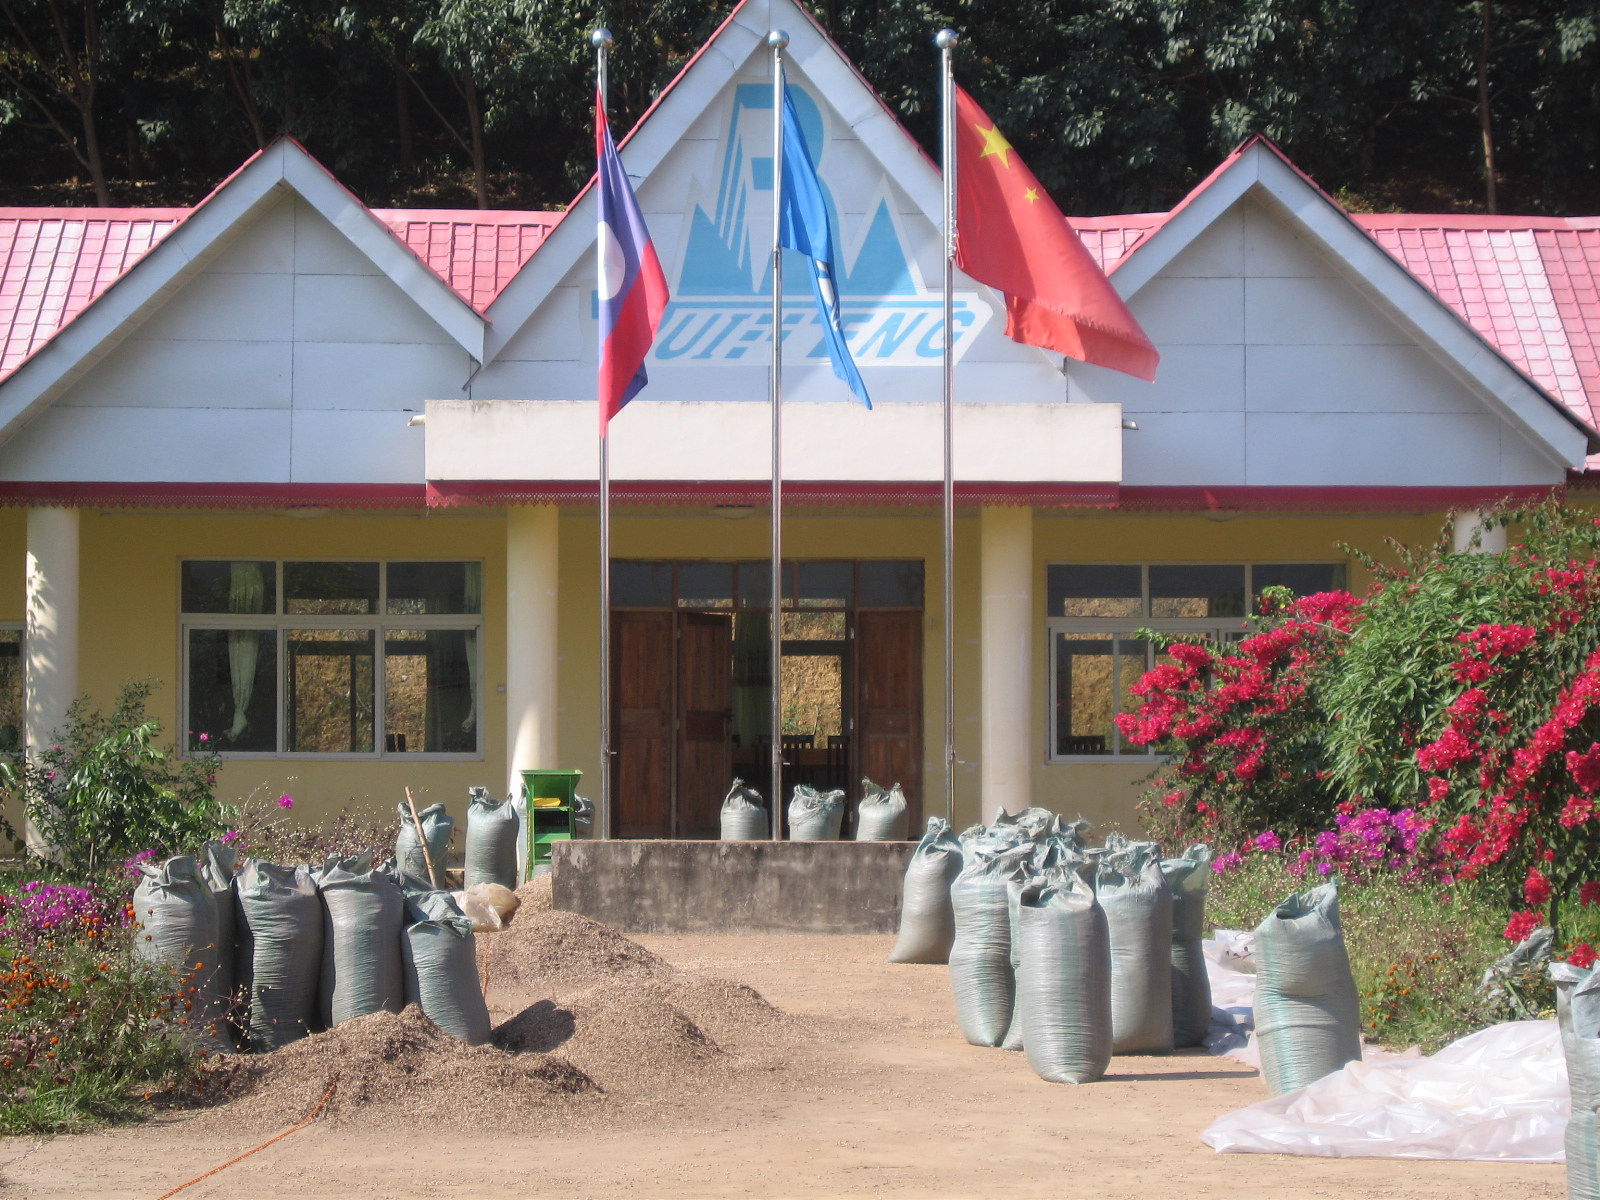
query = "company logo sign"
xmin=651 ymin=83 xmax=991 ymax=367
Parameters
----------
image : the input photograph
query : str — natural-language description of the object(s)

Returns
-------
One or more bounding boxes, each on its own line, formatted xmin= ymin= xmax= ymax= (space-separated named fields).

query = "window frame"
xmin=1045 ymin=561 xmax=1343 ymax=764
xmin=178 ymin=559 xmax=484 ymax=761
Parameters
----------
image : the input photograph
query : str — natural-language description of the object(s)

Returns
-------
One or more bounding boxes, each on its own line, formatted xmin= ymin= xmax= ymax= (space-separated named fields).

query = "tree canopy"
xmin=1 ymin=0 xmax=1596 ymax=214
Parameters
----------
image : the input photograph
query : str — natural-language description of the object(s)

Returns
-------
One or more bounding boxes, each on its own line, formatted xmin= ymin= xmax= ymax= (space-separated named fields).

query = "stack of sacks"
xmin=129 ymin=793 xmax=507 ymax=1055
xmin=929 ymin=809 xmax=1216 ymax=1087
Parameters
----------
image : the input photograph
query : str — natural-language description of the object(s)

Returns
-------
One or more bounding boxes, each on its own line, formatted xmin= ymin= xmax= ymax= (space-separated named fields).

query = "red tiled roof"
xmin=371 ymin=209 xmax=561 ymax=313
xmin=0 ymin=208 xmax=185 ymax=376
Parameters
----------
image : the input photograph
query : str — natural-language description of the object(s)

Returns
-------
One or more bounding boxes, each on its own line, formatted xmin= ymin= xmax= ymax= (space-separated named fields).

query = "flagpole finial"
xmin=591 ymin=27 xmax=614 ymax=48
xmin=935 ymin=28 xmax=958 ymax=49
xmin=767 ymin=29 xmax=789 ymax=48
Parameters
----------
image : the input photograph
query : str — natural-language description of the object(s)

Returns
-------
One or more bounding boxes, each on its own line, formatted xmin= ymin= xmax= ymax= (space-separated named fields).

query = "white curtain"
xmin=227 ymin=563 xmax=265 ymax=742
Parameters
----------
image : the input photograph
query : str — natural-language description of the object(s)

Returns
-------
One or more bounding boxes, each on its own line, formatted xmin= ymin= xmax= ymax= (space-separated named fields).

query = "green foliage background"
xmin=1 ymin=0 xmax=1597 ymax=213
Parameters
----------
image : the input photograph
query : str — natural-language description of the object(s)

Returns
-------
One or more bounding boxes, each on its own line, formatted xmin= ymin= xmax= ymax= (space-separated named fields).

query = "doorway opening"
xmin=609 ymin=560 xmax=923 ymax=839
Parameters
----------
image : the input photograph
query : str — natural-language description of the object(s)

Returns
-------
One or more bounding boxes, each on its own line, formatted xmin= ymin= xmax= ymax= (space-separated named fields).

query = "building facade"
xmin=1 ymin=0 xmax=1596 ymax=838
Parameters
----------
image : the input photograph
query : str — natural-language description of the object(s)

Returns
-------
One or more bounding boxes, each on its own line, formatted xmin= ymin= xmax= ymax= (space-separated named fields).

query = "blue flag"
xmin=778 ymin=87 xmax=871 ymax=408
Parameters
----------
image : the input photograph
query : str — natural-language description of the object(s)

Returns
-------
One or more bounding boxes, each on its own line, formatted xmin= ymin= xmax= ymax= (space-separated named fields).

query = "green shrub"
xmin=1 ymin=683 xmax=227 ymax=880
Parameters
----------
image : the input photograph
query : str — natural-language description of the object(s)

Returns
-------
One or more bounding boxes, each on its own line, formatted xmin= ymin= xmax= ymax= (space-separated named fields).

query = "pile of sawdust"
xmin=516 ymin=873 xmax=553 ymax=913
xmin=197 ymin=1006 xmax=597 ymax=1134
xmin=478 ymin=905 xmax=668 ymax=994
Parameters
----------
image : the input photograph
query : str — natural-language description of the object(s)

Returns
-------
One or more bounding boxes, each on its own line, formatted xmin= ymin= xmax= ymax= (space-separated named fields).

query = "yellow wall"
xmin=68 ymin=508 xmax=509 ymax=827
xmin=5 ymin=502 xmax=1455 ymax=841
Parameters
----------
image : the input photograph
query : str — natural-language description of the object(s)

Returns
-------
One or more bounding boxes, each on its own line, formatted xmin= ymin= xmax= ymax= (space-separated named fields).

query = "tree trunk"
xmin=1478 ymin=0 xmax=1497 ymax=215
xmin=396 ymin=67 xmax=414 ymax=174
xmin=80 ymin=104 xmax=109 ymax=204
xmin=463 ymin=72 xmax=487 ymax=208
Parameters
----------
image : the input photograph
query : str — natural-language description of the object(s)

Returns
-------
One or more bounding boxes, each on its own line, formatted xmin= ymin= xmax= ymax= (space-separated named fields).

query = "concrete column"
xmin=506 ymin=505 xmax=559 ymax=801
xmin=980 ymin=505 xmax=1032 ymax=823
xmin=1452 ymin=508 xmax=1507 ymax=555
xmin=25 ymin=508 xmax=79 ymax=854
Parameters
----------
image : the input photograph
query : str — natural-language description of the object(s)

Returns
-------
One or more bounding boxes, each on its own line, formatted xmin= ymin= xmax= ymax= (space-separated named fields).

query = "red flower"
xmin=1581 ymin=882 xmax=1600 ymax=907
xmin=1524 ymin=867 xmax=1553 ymax=907
xmin=1162 ymin=789 xmax=1184 ymax=808
xmin=1503 ymin=909 xmax=1542 ymax=942
xmin=1569 ymin=943 xmax=1598 ymax=970
xmin=1427 ymin=777 xmax=1450 ymax=805
xmin=1569 ymin=743 xmax=1600 ymax=794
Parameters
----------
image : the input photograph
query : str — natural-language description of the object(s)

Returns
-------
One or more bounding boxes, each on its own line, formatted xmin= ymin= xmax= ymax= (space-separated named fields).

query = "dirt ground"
xmin=0 ymin=933 xmax=1566 ymax=1199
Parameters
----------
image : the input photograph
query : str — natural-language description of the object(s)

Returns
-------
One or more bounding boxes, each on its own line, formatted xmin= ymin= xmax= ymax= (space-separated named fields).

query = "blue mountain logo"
xmin=650 ymin=82 xmax=990 ymax=369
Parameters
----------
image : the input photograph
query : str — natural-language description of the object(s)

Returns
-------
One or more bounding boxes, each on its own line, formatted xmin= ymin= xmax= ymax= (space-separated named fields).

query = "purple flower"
xmin=221 ymin=829 xmax=242 ymax=846
xmin=278 ymin=795 xmax=294 ymax=810
xmin=122 ymin=849 xmax=158 ymax=878
xmin=3 ymin=883 xmax=113 ymax=946
xmin=1212 ymin=851 xmax=1245 ymax=875
xmin=1254 ymin=830 xmax=1282 ymax=852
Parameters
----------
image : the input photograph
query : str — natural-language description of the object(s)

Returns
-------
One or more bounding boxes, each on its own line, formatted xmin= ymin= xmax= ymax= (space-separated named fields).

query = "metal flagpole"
xmin=936 ymin=29 xmax=958 ymax=825
xmin=768 ymin=29 xmax=788 ymax=840
xmin=594 ymin=26 xmax=614 ymax=841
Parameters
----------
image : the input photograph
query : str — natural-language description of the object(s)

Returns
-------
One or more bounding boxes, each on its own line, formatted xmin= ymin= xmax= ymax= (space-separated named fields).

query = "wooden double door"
xmin=610 ymin=608 xmax=922 ymax=839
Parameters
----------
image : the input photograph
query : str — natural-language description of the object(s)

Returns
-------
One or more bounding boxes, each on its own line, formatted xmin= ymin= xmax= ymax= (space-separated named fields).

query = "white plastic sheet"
xmin=1202 ymin=1020 xmax=1568 ymax=1161
xmin=1202 ymin=932 xmax=1260 ymax=1068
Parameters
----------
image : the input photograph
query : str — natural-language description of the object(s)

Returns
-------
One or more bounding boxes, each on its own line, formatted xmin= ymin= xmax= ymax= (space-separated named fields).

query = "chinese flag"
xmin=954 ymin=86 xmax=1158 ymax=382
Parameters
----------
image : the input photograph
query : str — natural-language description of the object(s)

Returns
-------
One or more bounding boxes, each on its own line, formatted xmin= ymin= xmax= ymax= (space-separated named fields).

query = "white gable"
xmin=1073 ymin=143 xmax=1589 ymax=486
xmin=0 ymin=193 xmax=471 ymax=483
xmin=473 ymin=0 xmax=1064 ymax=410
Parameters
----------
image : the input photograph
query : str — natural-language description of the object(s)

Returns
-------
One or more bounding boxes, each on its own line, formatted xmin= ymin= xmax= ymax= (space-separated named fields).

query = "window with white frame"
xmin=181 ymin=561 xmax=483 ymax=758
xmin=1047 ymin=562 xmax=1346 ymax=761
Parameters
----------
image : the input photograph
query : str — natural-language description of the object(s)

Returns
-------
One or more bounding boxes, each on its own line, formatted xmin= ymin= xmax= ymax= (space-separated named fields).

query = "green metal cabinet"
xmin=521 ymin=768 xmax=581 ymax=873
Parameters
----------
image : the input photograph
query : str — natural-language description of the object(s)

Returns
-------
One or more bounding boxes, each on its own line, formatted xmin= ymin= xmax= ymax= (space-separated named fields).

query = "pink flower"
xmin=198 ymin=732 xmax=209 ymax=744
xmin=1581 ymin=882 xmax=1600 ymax=908
xmin=278 ymin=795 xmax=294 ymax=810
xmin=1427 ymin=777 xmax=1450 ymax=804
xmin=1569 ymin=943 xmax=1598 ymax=970
xmin=1211 ymin=851 xmax=1244 ymax=874
xmin=1524 ymin=867 xmax=1553 ymax=907
xmin=1503 ymin=909 xmax=1542 ymax=943
xmin=1254 ymin=830 xmax=1282 ymax=852
xmin=221 ymin=829 xmax=242 ymax=846
xmin=1569 ymin=743 xmax=1600 ymax=794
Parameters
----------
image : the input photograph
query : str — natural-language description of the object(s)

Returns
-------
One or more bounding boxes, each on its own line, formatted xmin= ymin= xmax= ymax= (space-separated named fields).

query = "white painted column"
xmin=1452 ymin=508 xmax=1507 ymax=554
xmin=25 ymin=508 xmax=80 ymax=855
xmin=980 ymin=505 xmax=1033 ymax=823
xmin=505 ymin=505 xmax=560 ymax=802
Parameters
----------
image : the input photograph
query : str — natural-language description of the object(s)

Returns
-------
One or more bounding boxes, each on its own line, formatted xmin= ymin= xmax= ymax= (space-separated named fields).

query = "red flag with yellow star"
xmin=954 ymin=86 xmax=1158 ymax=381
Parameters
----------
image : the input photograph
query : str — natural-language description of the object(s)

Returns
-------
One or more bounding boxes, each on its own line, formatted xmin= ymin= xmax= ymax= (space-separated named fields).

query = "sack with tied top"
xmin=887 ymin=817 xmax=962 ymax=964
xmin=464 ymin=787 xmax=519 ymax=889
xmin=1096 ymin=841 xmax=1174 ymax=1055
xmin=854 ymin=779 xmax=908 ymax=841
xmin=317 ymin=852 xmax=405 ymax=1028
xmin=720 ymin=779 xmax=769 ymax=841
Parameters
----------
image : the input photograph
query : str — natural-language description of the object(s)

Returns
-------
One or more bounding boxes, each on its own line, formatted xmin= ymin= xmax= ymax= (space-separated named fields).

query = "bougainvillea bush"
xmin=1124 ymin=497 xmax=1600 ymax=960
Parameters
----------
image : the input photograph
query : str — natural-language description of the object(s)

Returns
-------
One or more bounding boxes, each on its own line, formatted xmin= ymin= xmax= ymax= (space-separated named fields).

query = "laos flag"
xmin=597 ymin=93 xmax=669 ymax=430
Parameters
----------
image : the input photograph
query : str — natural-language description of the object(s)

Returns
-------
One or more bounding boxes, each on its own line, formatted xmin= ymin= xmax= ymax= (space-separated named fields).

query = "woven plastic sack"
xmin=1162 ymin=844 xmax=1213 ymax=1048
xmin=401 ymin=889 xmax=491 ymax=1045
xmin=787 ymin=784 xmax=844 ymax=841
xmin=1253 ymin=880 xmax=1362 ymax=1095
xmin=948 ymin=845 xmax=1030 ymax=1047
xmin=855 ymin=779 xmax=908 ymax=841
xmin=1555 ymin=961 xmax=1600 ymax=1198
xmin=1016 ymin=871 xmax=1112 ymax=1084
xmin=235 ymin=860 xmax=323 ymax=1050
xmin=1097 ymin=843 xmax=1174 ymax=1054
xmin=198 ymin=840 xmax=238 ymax=1009
xmin=317 ymin=852 xmax=405 ymax=1028
xmin=133 ymin=855 xmax=221 ymax=1012
xmin=395 ymin=801 xmax=454 ymax=885
xmin=720 ymin=779 xmax=769 ymax=841
xmin=464 ymin=788 xmax=519 ymax=889
xmin=887 ymin=818 xmax=963 ymax=964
